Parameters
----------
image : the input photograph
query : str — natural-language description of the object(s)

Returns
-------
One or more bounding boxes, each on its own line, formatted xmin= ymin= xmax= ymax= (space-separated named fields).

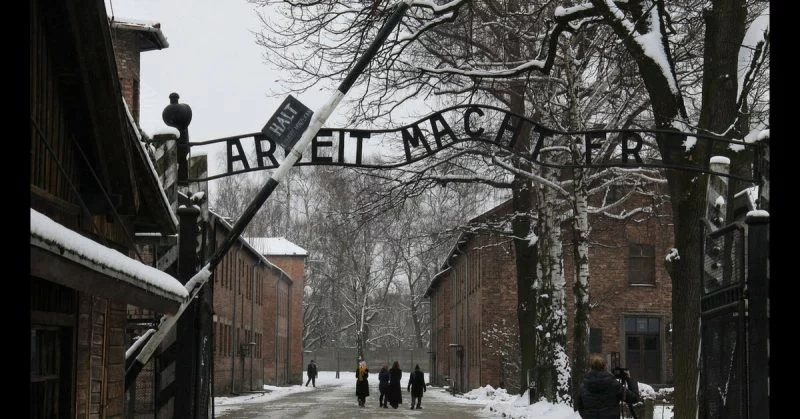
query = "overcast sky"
xmin=105 ymin=0 xmax=352 ymax=179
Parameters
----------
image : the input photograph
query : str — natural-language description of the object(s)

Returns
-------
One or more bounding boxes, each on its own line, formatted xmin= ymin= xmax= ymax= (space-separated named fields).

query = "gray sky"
xmin=106 ymin=0 xmax=349 ymax=178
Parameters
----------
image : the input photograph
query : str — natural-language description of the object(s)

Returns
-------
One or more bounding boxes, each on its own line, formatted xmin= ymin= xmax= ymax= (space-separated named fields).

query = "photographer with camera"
xmin=575 ymin=354 xmax=641 ymax=419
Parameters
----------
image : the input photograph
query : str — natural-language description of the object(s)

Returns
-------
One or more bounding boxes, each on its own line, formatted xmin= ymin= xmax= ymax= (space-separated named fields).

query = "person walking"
xmin=305 ymin=360 xmax=318 ymax=387
xmin=387 ymin=361 xmax=403 ymax=409
xmin=575 ymin=354 xmax=641 ymax=419
xmin=378 ymin=365 xmax=390 ymax=408
xmin=407 ymin=364 xmax=427 ymax=409
xmin=355 ymin=360 xmax=370 ymax=407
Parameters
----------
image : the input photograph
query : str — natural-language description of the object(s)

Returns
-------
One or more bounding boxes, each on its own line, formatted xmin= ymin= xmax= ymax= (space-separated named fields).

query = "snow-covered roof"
xmin=109 ymin=17 xmax=169 ymax=50
xmin=31 ymin=208 xmax=188 ymax=305
xmin=207 ymin=210 xmax=295 ymax=282
xmin=244 ymin=237 xmax=308 ymax=256
xmin=123 ymin=97 xmax=179 ymax=230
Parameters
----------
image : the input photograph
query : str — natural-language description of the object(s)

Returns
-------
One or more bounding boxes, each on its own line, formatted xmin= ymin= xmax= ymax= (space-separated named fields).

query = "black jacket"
xmin=575 ymin=370 xmax=640 ymax=419
xmin=388 ymin=367 xmax=403 ymax=406
xmin=356 ymin=367 xmax=370 ymax=398
xmin=407 ymin=369 xmax=426 ymax=397
xmin=379 ymin=369 xmax=390 ymax=390
xmin=307 ymin=362 xmax=317 ymax=378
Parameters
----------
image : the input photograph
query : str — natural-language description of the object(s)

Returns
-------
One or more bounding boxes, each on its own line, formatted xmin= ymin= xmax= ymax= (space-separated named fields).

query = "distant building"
xmin=207 ymin=216 xmax=308 ymax=393
xmin=426 ymin=190 xmax=674 ymax=394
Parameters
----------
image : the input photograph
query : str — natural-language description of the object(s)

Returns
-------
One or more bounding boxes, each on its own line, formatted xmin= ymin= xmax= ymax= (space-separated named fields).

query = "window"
xmin=589 ymin=328 xmax=603 ymax=353
xmin=624 ymin=316 xmax=661 ymax=384
xmin=607 ymin=184 xmax=626 ymax=204
xmin=628 ymin=244 xmax=655 ymax=285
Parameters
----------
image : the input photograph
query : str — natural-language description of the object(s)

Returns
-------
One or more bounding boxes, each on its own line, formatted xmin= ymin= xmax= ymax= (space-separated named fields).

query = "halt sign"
xmin=262 ymin=95 xmax=314 ymax=149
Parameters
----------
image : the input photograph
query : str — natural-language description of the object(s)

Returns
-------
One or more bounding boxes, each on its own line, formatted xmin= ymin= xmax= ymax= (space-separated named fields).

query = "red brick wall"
xmin=111 ymin=28 xmax=141 ymax=123
xmin=428 ymin=194 xmax=675 ymax=392
xmin=563 ymin=199 xmax=674 ymax=383
xmin=263 ymin=255 xmax=306 ymax=384
xmin=75 ymin=295 xmax=127 ymax=418
xmin=428 ymin=271 xmax=451 ymax=387
xmin=208 ymin=224 xmax=306 ymax=393
xmin=211 ymin=235 xmax=268 ymax=394
xmin=260 ymin=267 xmax=291 ymax=385
xmin=477 ymin=234 xmax=521 ymax=392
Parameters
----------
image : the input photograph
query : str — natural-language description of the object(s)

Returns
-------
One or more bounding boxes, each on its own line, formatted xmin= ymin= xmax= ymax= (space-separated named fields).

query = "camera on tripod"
xmin=612 ymin=367 xmax=629 ymax=382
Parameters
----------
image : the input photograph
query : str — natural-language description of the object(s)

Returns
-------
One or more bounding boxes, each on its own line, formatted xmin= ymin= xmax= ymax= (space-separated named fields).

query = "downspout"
xmin=286 ymin=272 xmax=292 ymax=385
xmin=230 ymin=241 xmax=243 ymax=394
xmin=274 ymin=271 xmax=280 ymax=385
xmin=251 ymin=260 xmax=258 ymax=391
xmin=209 ymin=217 xmax=216 ymax=416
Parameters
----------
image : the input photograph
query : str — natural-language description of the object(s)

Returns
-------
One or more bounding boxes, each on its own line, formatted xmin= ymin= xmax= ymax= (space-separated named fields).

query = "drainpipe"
xmin=231 ymin=242 xmax=243 ymax=394
xmin=251 ymin=260 xmax=258 ymax=391
xmin=286 ymin=273 xmax=292 ymax=384
xmin=275 ymin=274 xmax=280 ymax=384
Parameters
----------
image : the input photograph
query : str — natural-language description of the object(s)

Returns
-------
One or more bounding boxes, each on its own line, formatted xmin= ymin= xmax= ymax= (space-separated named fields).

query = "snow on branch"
xmin=492 ymin=157 xmax=571 ymax=198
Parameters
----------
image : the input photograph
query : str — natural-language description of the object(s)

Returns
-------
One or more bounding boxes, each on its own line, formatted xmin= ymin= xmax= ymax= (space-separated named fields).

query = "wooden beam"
xmin=31 ymin=245 xmax=181 ymax=314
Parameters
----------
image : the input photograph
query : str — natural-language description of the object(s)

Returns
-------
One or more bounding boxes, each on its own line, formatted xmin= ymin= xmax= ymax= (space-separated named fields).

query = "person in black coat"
xmin=305 ymin=360 xmax=318 ymax=387
xmin=378 ymin=365 xmax=390 ymax=408
xmin=387 ymin=361 xmax=403 ymax=409
xmin=355 ymin=360 xmax=370 ymax=407
xmin=407 ymin=364 xmax=427 ymax=409
xmin=575 ymin=354 xmax=640 ymax=419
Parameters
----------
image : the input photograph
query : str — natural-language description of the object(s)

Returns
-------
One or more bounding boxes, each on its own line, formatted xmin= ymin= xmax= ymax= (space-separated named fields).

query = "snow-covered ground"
xmin=213 ymin=371 xmax=674 ymax=419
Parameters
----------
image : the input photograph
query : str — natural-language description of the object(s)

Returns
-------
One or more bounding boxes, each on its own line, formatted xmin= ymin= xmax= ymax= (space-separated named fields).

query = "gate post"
xmin=746 ymin=212 xmax=769 ymax=418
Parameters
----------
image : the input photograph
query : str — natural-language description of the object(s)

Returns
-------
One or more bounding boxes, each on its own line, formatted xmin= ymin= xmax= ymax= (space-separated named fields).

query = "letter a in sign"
xmin=262 ymin=95 xmax=314 ymax=150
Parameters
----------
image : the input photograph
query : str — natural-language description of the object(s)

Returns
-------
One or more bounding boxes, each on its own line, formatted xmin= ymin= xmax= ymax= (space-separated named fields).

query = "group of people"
xmin=355 ymin=360 xmax=426 ymax=409
xmin=309 ymin=353 xmax=637 ymax=416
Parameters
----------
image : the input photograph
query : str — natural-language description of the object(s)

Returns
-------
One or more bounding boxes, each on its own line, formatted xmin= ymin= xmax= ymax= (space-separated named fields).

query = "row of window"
xmin=216 ymin=253 xmax=265 ymax=305
xmin=214 ymin=321 xmax=263 ymax=358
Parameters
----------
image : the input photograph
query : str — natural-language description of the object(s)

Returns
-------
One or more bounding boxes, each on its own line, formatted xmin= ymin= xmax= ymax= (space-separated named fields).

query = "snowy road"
xmin=213 ymin=372 xmax=493 ymax=419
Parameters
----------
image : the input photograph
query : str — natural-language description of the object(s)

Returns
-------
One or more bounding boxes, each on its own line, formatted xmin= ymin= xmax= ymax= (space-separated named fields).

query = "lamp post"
xmin=163 ymin=93 xmax=205 ymax=417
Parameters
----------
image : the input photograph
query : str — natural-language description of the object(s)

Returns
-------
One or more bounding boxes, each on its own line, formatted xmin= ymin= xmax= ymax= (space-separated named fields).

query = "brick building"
xmin=244 ymin=237 xmax=308 ymax=386
xmin=30 ymin=1 xmax=185 ymax=418
xmin=207 ymin=215 xmax=308 ymax=394
xmin=426 ymin=191 xmax=674 ymax=394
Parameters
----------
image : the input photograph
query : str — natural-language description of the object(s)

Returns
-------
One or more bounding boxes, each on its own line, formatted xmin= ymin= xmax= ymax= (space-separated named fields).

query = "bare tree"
xmin=248 ymin=1 xmax=769 ymax=415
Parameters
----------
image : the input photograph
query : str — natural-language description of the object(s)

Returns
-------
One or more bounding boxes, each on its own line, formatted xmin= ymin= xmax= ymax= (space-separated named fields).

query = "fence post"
xmin=746 ymin=212 xmax=769 ymax=418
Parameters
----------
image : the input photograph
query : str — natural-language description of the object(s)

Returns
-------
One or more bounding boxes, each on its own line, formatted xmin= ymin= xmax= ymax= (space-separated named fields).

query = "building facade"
xmin=207 ymin=217 xmax=307 ymax=394
xmin=105 ymin=5 xmax=310 ymax=401
xmin=30 ymin=1 xmax=185 ymax=418
xmin=426 ymin=192 xmax=674 ymax=394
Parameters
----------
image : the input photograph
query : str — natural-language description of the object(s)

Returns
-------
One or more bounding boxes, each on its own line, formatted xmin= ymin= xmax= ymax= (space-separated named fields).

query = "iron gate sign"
xmin=179 ymin=104 xmax=763 ymax=183
xmin=262 ymin=94 xmax=313 ymax=150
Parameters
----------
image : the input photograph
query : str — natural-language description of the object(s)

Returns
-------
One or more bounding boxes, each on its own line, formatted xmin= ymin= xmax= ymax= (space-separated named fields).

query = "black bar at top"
xmin=338 ymin=1 xmax=410 ymax=94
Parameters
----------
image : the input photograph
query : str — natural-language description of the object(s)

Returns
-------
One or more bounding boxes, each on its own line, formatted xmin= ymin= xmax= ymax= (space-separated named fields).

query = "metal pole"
xmin=175 ymin=203 xmax=201 ymax=416
xmin=746 ymin=213 xmax=769 ymax=418
xmin=125 ymin=0 xmax=413 ymax=388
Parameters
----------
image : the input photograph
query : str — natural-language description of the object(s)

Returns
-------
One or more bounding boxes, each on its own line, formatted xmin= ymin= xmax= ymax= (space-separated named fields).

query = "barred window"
xmin=589 ymin=328 xmax=603 ymax=353
xmin=629 ymin=244 xmax=655 ymax=285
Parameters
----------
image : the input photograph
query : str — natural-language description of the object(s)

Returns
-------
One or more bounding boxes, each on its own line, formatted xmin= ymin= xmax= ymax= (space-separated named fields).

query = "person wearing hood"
xmin=407 ymin=364 xmax=426 ymax=409
xmin=575 ymin=354 xmax=640 ymax=419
